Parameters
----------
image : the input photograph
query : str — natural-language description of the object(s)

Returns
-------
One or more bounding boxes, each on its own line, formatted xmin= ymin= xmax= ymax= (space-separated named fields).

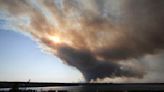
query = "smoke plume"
xmin=1 ymin=0 xmax=164 ymax=82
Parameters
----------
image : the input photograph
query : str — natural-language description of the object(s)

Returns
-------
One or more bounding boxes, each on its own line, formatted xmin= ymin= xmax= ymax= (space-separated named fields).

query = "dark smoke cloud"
xmin=57 ymin=45 xmax=143 ymax=81
xmin=1 ymin=0 xmax=164 ymax=82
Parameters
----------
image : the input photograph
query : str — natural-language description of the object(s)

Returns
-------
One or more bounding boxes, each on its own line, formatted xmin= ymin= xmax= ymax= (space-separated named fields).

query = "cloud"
xmin=56 ymin=45 xmax=144 ymax=81
xmin=1 ymin=0 xmax=164 ymax=82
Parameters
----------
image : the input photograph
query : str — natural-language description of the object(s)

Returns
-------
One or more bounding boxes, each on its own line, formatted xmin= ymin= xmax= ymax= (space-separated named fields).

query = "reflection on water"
xmin=1 ymin=84 xmax=164 ymax=92
xmin=0 ymin=86 xmax=83 ymax=92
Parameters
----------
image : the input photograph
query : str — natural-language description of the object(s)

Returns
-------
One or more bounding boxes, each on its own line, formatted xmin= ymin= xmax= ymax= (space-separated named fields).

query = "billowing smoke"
xmin=1 ymin=0 xmax=164 ymax=82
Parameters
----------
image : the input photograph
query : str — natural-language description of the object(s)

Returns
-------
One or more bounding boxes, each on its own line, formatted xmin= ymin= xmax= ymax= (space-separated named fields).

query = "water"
xmin=0 ymin=86 xmax=83 ymax=92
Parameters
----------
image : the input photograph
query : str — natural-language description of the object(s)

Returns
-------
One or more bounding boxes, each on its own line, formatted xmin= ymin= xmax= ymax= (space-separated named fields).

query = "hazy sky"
xmin=0 ymin=0 xmax=164 ymax=83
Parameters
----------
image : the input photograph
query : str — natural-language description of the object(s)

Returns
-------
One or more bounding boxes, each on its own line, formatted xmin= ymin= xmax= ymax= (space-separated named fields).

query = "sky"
xmin=0 ymin=29 xmax=84 ymax=82
xmin=0 ymin=0 xmax=164 ymax=83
